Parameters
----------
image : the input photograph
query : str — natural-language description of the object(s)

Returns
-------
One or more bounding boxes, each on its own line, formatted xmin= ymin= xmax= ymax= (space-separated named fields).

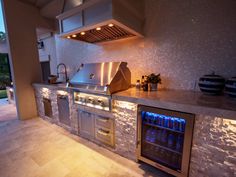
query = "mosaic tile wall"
xmin=53 ymin=0 xmax=236 ymax=90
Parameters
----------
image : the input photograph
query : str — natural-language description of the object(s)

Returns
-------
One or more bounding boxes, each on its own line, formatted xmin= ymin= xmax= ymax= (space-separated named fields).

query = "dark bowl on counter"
xmin=198 ymin=74 xmax=225 ymax=95
xmin=225 ymin=77 xmax=236 ymax=98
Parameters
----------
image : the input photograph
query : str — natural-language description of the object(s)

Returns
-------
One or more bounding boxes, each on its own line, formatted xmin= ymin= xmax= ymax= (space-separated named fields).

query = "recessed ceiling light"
xmin=67 ymin=36 xmax=71 ymax=39
xmin=108 ymin=23 xmax=114 ymax=27
xmin=96 ymin=27 xmax=101 ymax=31
xmin=72 ymin=34 xmax=77 ymax=37
xmin=80 ymin=32 xmax=85 ymax=35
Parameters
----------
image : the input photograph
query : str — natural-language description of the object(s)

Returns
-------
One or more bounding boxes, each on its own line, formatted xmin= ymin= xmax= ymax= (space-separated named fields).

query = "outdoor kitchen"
xmin=0 ymin=0 xmax=236 ymax=177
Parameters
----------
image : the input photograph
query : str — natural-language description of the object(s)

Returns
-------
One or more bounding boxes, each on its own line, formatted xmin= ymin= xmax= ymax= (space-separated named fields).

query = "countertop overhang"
xmin=33 ymin=83 xmax=236 ymax=120
xmin=112 ymin=88 xmax=236 ymax=120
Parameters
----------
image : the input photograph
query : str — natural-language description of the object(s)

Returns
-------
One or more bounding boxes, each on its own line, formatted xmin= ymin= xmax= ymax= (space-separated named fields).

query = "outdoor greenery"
xmin=0 ymin=54 xmax=11 ymax=92
xmin=0 ymin=31 xmax=6 ymax=42
xmin=0 ymin=89 xmax=6 ymax=98
xmin=147 ymin=73 xmax=162 ymax=84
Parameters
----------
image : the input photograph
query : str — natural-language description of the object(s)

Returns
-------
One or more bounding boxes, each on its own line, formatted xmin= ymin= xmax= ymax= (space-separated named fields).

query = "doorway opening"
xmin=0 ymin=53 xmax=17 ymax=121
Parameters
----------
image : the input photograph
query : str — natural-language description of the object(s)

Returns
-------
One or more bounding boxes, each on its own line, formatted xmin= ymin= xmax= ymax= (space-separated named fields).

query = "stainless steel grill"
xmin=70 ymin=62 xmax=131 ymax=111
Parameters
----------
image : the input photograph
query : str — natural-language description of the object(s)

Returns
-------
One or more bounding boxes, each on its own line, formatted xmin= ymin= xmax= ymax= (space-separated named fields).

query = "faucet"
xmin=57 ymin=63 xmax=68 ymax=82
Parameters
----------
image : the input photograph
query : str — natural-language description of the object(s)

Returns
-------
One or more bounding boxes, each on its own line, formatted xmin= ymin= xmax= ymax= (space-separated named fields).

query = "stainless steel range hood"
xmin=56 ymin=0 xmax=144 ymax=43
xmin=69 ymin=62 xmax=131 ymax=95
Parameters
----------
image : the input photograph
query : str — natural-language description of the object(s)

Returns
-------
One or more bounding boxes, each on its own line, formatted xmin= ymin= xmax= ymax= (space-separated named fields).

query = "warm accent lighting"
xmin=67 ymin=36 xmax=71 ymax=39
xmin=108 ymin=23 xmax=114 ymax=27
xmin=57 ymin=90 xmax=67 ymax=96
xmin=80 ymin=32 xmax=86 ymax=35
xmin=72 ymin=34 xmax=77 ymax=37
xmin=42 ymin=88 xmax=50 ymax=97
xmin=100 ymin=62 xmax=104 ymax=86
xmin=96 ymin=27 xmax=101 ymax=31
xmin=114 ymin=100 xmax=137 ymax=111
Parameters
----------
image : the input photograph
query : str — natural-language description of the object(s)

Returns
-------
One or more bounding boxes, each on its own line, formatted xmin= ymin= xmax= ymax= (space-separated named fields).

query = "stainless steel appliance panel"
xmin=137 ymin=105 xmax=195 ymax=177
xmin=95 ymin=115 xmax=114 ymax=131
xmin=78 ymin=110 xmax=95 ymax=139
xmin=43 ymin=98 xmax=52 ymax=118
xmin=70 ymin=62 xmax=131 ymax=95
xmin=57 ymin=95 xmax=70 ymax=126
xmin=70 ymin=62 xmax=122 ymax=86
xmin=95 ymin=127 xmax=114 ymax=147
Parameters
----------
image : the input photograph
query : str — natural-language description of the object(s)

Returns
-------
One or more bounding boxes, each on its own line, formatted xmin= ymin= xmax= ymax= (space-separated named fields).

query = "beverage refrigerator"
xmin=137 ymin=105 xmax=195 ymax=177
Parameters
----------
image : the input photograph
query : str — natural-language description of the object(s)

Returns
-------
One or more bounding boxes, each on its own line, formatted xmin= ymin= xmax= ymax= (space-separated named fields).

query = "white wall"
xmin=38 ymin=33 xmax=58 ymax=75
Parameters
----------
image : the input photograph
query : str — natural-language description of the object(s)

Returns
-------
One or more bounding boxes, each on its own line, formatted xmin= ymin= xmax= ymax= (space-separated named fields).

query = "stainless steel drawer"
xmin=95 ymin=115 xmax=114 ymax=131
xmin=95 ymin=127 xmax=114 ymax=147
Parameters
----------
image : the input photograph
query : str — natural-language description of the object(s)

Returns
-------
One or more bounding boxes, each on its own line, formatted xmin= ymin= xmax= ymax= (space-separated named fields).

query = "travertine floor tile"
xmin=0 ymin=115 xmax=172 ymax=177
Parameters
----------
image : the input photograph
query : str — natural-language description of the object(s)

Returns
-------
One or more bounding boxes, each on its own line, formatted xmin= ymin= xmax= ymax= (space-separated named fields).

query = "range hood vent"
xmin=71 ymin=24 xmax=135 ymax=43
xmin=56 ymin=0 xmax=144 ymax=43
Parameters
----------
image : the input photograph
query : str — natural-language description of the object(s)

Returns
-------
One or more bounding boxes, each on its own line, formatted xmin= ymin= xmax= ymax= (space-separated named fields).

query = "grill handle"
xmin=98 ymin=129 xmax=110 ymax=136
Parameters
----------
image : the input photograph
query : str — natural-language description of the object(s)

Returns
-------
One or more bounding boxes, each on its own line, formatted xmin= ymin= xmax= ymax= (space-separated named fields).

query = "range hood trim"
xmin=56 ymin=0 xmax=108 ymax=20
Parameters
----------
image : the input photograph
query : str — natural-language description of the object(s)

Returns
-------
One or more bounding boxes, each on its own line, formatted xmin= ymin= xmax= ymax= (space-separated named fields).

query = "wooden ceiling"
xmin=18 ymin=0 xmax=53 ymax=8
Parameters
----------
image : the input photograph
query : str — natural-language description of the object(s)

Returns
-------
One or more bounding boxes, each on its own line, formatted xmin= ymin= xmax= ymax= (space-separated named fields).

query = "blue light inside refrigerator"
xmin=141 ymin=111 xmax=186 ymax=132
xmin=141 ymin=111 xmax=186 ymax=170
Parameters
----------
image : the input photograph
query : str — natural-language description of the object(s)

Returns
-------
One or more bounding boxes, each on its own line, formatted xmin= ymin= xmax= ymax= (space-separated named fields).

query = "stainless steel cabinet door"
xmin=78 ymin=110 xmax=95 ymax=139
xmin=57 ymin=95 xmax=70 ymax=126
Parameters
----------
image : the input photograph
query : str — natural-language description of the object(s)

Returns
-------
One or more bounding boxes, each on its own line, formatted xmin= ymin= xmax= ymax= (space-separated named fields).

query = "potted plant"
xmin=147 ymin=73 xmax=161 ymax=91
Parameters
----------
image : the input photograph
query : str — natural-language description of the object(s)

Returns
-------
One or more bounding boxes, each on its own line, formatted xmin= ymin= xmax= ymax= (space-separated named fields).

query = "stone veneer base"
xmin=34 ymin=84 xmax=236 ymax=177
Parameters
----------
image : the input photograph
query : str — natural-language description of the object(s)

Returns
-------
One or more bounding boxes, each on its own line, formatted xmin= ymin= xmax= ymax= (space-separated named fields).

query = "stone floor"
xmin=0 ymin=105 xmax=172 ymax=177
xmin=0 ymin=101 xmax=17 ymax=122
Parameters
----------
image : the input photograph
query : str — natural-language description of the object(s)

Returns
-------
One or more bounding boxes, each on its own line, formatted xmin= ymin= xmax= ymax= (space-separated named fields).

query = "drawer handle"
xmin=97 ymin=117 xmax=109 ymax=122
xmin=98 ymin=129 xmax=109 ymax=136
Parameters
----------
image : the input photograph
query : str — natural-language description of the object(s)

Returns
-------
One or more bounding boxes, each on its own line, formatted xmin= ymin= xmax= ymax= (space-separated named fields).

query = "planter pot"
xmin=225 ymin=77 xmax=236 ymax=98
xmin=198 ymin=74 xmax=225 ymax=95
xmin=149 ymin=83 xmax=158 ymax=91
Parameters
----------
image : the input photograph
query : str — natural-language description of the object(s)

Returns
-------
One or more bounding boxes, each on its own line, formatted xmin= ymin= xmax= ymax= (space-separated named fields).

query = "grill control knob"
xmin=88 ymin=97 xmax=94 ymax=104
xmin=97 ymin=98 xmax=104 ymax=106
xmin=79 ymin=96 xmax=85 ymax=102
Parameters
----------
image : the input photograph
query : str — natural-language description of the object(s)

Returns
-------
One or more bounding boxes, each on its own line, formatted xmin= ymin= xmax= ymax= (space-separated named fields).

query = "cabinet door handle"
xmin=97 ymin=117 xmax=109 ymax=122
xmin=58 ymin=95 xmax=67 ymax=99
xmin=98 ymin=129 xmax=109 ymax=136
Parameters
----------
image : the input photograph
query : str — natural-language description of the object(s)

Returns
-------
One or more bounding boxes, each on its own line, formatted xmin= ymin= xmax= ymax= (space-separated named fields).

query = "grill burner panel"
xmin=74 ymin=91 xmax=111 ymax=111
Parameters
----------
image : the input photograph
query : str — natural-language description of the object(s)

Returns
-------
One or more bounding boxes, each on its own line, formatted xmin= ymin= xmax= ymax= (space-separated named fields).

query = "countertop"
xmin=33 ymin=83 xmax=68 ymax=90
xmin=112 ymin=88 xmax=236 ymax=120
xmin=33 ymin=83 xmax=236 ymax=120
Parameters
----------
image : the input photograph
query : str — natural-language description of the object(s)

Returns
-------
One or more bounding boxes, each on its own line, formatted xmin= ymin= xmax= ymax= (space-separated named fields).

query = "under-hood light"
xmin=67 ymin=36 xmax=71 ymax=39
xmin=80 ymin=32 xmax=86 ymax=35
xmin=108 ymin=23 xmax=114 ymax=27
xmin=72 ymin=34 xmax=77 ymax=37
xmin=96 ymin=27 xmax=101 ymax=31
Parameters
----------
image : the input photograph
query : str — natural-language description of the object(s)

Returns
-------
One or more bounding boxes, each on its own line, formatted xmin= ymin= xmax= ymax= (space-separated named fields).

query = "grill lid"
xmin=69 ymin=62 xmax=131 ymax=95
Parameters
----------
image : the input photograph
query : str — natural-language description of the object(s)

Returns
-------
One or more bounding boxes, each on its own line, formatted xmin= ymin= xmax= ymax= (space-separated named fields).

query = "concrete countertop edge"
xmin=111 ymin=94 xmax=236 ymax=120
xmin=32 ymin=83 xmax=236 ymax=121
